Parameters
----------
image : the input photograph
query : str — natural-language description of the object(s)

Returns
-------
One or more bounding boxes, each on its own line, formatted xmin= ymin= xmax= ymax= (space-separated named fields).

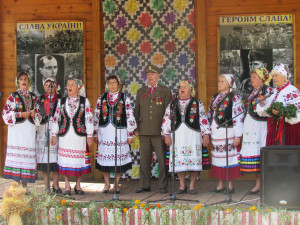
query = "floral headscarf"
xmin=254 ymin=67 xmax=272 ymax=86
xmin=178 ymin=79 xmax=195 ymax=97
xmin=221 ymin=74 xmax=236 ymax=92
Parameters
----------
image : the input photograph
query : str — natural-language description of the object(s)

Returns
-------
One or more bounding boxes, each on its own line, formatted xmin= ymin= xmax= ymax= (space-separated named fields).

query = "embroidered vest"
xmin=58 ymin=96 xmax=86 ymax=137
xmin=98 ymin=92 xmax=127 ymax=128
xmin=13 ymin=91 xmax=36 ymax=124
xmin=209 ymin=92 xmax=235 ymax=127
xmin=245 ymin=85 xmax=268 ymax=121
xmin=40 ymin=94 xmax=61 ymax=125
xmin=171 ymin=97 xmax=201 ymax=132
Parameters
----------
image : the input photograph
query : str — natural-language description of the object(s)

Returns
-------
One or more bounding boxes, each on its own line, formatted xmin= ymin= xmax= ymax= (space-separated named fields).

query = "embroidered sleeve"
xmin=198 ymin=100 xmax=212 ymax=136
xmin=51 ymin=99 xmax=61 ymax=136
xmin=93 ymin=96 xmax=102 ymax=136
xmin=232 ymin=94 xmax=244 ymax=138
xmin=207 ymin=96 xmax=215 ymax=123
xmin=2 ymin=93 xmax=17 ymax=125
xmin=161 ymin=103 xmax=171 ymax=136
xmin=85 ymin=98 xmax=94 ymax=137
xmin=284 ymin=87 xmax=300 ymax=125
xmin=125 ymin=95 xmax=137 ymax=138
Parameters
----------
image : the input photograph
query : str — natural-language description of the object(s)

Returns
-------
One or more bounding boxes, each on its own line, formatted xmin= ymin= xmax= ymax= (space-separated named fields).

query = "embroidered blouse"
xmin=161 ymin=98 xmax=212 ymax=137
xmin=51 ymin=97 xmax=94 ymax=137
xmin=93 ymin=91 xmax=137 ymax=138
xmin=207 ymin=91 xmax=244 ymax=138
xmin=257 ymin=82 xmax=300 ymax=125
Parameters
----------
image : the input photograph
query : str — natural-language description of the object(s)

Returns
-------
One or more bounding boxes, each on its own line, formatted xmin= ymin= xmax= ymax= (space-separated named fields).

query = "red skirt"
xmin=266 ymin=117 xmax=300 ymax=146
xmin=211 ymin=165 xmax=242 ymax=180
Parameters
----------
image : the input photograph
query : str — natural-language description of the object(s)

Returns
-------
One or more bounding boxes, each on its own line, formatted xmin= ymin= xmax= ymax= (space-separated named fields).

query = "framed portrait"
xmin=218 ymin=14 xmax=294 ymax=98
xmin=16 ymin=21 xmax=85 ymax=96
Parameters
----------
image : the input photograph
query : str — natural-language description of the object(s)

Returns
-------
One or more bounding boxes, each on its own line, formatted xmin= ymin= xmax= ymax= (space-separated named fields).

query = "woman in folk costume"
xmin=240 ymin=68 xmax=273 ymax=195
xmin=51 ymin=78 xmax=93 ymax=195
xmin=161 ymin=79 xmax=211 ymax=194
xmin=208 ymin=74 xmax=244 ymax=194
xmin=36 ymin=76 xmax=62 ymax=193
xmin=2 ymin=71 xmax=39 ymax=187
xmin=257 ymin=63 xmax=300 ymax=146
xmin=93 ymin=75 xmax=136 ymax=194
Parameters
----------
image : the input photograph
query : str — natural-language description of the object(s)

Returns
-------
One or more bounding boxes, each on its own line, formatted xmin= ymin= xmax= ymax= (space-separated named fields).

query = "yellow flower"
xmin=176 ymin=26 xmax=189 ymax=41
xmin=105 ymin=55 xmax=117 ymax=68
xmin=125 ymin=0 xmax=139 ymax=14
xmin=133 ymin=205 xmax=138 ymax=209
xmin=123 ymin=208 xmax=128 ymax=213
xmin=250 ymin=206 xmax=256 ymax=211
xmin=197 ymin=203 xmax=203 ymax=208
xmin=127 ymin=29 xmax=140 ymax=43
xmin=194 ymin=206 xmax=199 ymax=210
xmin=267 ymin=208 xmax=271 ymax=212
xmin=140 ymin=204 xmax=145 ymax=208
xmin=135 ymin=200 xmax=141 ymax=204
xmin=152 ymin=53 xmax=165 ymax=66
xmin=129 ymin=82 xmax=141 ymax=95
xmin=226 ymin=208 xmax=230 ymax=211
xmin=131 ymin=136 xmax=140 ymax=150
xmin=28 ymin=208 xmax=32 ymax=213
xmin=61 ymin=199 xmax=66 ymax=206
xmin=174 ymin=0 xmax=188 ymax=12
xmin=219 ymin=108 xmax=222 ymax=111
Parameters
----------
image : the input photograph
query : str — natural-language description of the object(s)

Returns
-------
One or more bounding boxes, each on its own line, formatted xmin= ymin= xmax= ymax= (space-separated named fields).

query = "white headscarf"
xmin=42 ymin=76 xmax=61 ymax=92
xmin=271 ymin=63 xmax=289 ymax=78
xmin=221 ymin=74 xmax=236 ymax=92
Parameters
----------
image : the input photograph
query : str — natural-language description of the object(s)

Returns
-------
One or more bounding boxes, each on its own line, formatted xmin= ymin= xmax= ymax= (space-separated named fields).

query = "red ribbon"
xmin=275 ymin=116 xmax=285 ymax=145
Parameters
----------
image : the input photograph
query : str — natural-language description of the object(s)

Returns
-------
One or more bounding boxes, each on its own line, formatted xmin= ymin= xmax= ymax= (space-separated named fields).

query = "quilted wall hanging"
xmin=102 ymin=0 xmax=196 ymax=179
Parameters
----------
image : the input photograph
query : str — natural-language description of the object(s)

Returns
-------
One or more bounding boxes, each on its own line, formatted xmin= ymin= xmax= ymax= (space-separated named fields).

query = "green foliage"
xmin=266 ymin=102 xmax=297 ymax=120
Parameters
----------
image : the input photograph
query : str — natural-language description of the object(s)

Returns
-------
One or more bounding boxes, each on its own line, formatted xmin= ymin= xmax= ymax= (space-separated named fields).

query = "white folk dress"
xmin=240 ymin=85 xmax=273 ymax=174
xmin=208 ymin=92 xmax=244 ymax=180
xmin=52 ymin=97 xmax=94 ymax=176
xmin=2 ymin=90 xmax=39 ymax=183
xmin=93 ymin=91 xmax=136 ymax=173
xmin=36 ymin=94 xmax=60 ymax=172
xmin=161 ymin=98 xmax=211 ymax=172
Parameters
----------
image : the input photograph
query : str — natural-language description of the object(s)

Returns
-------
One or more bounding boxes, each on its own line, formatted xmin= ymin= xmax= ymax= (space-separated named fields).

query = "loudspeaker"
xmin=261 ymin=145 xmax=300 ymax=209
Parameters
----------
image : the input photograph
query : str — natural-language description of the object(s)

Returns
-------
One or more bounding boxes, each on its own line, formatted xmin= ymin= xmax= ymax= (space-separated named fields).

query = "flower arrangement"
xmin=0 ymin=191 xmax=299 ymax=225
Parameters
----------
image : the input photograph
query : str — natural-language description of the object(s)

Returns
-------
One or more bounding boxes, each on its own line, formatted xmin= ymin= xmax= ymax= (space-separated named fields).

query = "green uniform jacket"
xmin=134 ymin=84 xmax=172 ymax=136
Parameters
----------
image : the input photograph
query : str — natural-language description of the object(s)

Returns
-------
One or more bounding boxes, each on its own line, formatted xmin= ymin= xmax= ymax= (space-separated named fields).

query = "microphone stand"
xmin=45 ymin=83 xmax=54 ymax=194
xmin=111 ymin=89 xmax=130 ymax=201
xmin=149 ymin=96 xmax=199 ymax=204
xmin=209 ymin=90 xmax=273 ymax=205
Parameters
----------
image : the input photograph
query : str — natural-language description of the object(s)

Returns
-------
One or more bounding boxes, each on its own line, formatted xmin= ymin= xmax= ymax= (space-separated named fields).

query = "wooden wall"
xmin=0 ymin=0 xmax=103 ymax=179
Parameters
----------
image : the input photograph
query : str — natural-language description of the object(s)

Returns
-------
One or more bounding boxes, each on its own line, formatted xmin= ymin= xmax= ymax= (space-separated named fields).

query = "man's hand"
xmin=164 ymin=136 xmax=172 ymax=146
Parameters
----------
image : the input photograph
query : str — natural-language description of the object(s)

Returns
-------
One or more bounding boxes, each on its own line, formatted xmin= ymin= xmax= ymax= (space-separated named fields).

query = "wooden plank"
xmin=1 ymin=4 xmax=92 ymax=14
xmin=1 ymin=0 xmax=91 ymax=6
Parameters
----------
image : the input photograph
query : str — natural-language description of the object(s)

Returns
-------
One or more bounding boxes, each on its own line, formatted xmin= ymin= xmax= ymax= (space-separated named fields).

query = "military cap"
xmin=145 ymin=64 xmax=162 ymax=74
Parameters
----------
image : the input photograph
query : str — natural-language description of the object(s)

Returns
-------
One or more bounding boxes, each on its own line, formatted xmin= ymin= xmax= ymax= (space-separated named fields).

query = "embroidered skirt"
xmin=240 ymin=115 xmax=267 ymax=174
xmin=4 ymin=120 xmax=37 ymax=183
xmin=210 ymin=121 xmax=242 ymax=180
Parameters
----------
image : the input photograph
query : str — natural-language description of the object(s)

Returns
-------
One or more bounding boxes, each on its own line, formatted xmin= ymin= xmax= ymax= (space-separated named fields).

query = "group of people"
xmin=3 ymin=62 xmax=300 ymax=196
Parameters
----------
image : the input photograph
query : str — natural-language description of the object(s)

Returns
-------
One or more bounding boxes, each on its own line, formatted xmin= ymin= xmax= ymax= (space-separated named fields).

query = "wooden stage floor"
xmin=0 ymin=178 xmax=260 ymax=207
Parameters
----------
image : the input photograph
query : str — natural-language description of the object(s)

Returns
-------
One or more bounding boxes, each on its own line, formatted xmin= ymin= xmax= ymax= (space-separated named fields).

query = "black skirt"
xmin=37 ymin=163 xmax=59 ymax=172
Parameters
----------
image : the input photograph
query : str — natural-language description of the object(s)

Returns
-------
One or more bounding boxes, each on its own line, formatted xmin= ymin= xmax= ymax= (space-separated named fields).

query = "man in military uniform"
xmin=134 ymin=65 xmax=172 ymax=194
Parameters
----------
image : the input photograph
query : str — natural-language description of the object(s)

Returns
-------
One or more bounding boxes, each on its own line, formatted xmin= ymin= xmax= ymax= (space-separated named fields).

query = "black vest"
xmin=98 ymin=92 xmax=127 ymax=128
xmin=245 ymin=85 xmax=268 ymax=121
xmin=172 ymin=97 xmax=201 ymax=132
xmin=39 ymin=94 xmax=61 ymax=125
xmin=58 ymin=96 xmax=87 ymax=137
xmin=13 ymin=91 xmax=36 ymax=124
xmin=209 ymin=92 xmax=235 ymax=128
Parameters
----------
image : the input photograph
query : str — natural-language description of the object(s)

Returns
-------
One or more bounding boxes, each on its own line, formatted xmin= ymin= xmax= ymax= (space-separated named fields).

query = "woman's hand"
xmin=21 ymin=111 xmax=30 ymax=119
xmin=257 ymin=94 xmax=267 ymax=105
xmin=30 ymin=110 xmax=36 ymax=118
xmin=87 ymin=137 xmax=93 ymax=147
xmin=50 ymin=136 xmax=56 ymax=146
xmin=127 ymin=138 xmax=133 ymax=145
xmin=164 ymin=136 xmax=172 ymax=146
xmin=234 ymin=137 xmax=241 ymax=147
xmin=202 ymin=135 xmax=210 ymax=147
xmin=272 ymin=109 xmax=279 ymax=115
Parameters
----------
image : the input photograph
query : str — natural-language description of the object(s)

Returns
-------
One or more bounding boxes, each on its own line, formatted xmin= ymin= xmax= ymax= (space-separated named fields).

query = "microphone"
xmin=0 ymin=91 xmax=3 ymax=100
xmin=121 ymin=80 xmax=126 ymax=92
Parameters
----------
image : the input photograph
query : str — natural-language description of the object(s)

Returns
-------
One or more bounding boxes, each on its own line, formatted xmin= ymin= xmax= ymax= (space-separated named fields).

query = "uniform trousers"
xmin=139 ymin=135 xmax=168 ymax=189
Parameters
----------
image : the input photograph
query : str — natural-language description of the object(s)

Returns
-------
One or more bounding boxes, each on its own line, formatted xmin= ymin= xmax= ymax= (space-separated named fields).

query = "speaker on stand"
xmin=261 ymin=145 xmax=300 ymax=209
